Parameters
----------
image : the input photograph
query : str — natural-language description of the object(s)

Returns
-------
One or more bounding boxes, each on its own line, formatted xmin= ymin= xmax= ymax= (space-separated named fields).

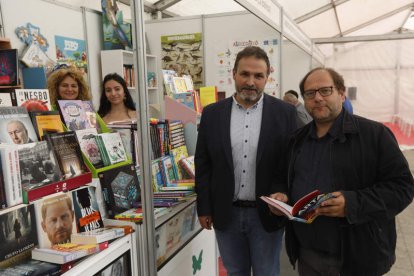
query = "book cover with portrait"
xmin=0 ymin=106 xmax=38 ymax=144
xmin=71 ymin=186 xmax=103 ymax=233
xmin=34 ymin=192 xmax=78 ymax=249
xmin=0 ymin=204 xmax=38 ymax=268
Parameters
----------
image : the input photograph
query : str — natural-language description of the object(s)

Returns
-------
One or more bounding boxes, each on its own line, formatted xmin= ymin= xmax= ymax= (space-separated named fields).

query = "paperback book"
xmin=30 ymin=110 xmax=64 ymax=140
xmin=31 ymin=241 xmax=109 ymax=264
xmin=72 ymin=186 xmax=104 ymax=233
xmin=17 ymin=141 xmax=62 ymax=190
xmin=0 ymin=91 xmax=17 ymax=107
xmin=0 ymin=144 xmax=22 ymax=207
xmin=260 ymin=190 xmax=336 ymax=224
xmin=0 ymin=106 xmax=38 ymax=144
xmin=98 ymin=164 xmax=141 ymax=218
xmin=0 ymin=49 xmax=18 ymax=86
xmin=0 ymin=204 xmax=38 ymax=268
xmin=15 ymin=89 xmax=51 ymax=112
xmin=57 ymin=100 xmax=89 ymax=131
xmin=75 ymin=128 xmax=104 ymax=169
xmin=45 ymin=131 xmax=87 ymax=179
xmin=96 ymin=132 xmax=127 ymax=166
xmin=70 ymin=226 xmax=125 ymax=244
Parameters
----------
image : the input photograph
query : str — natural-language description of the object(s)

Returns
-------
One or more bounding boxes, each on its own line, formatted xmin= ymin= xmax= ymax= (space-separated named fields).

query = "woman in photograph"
xmin=47 ymin=66 xmax=91 ymax=107
xmin=98 ymin=73 xmax=136 ymax=124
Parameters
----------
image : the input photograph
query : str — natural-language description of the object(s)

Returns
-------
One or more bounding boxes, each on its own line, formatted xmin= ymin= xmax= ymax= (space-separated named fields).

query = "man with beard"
xmin=268 ymin=67 xmax=414 ymax=275
xmin=195 ymin=46 xmax=297 ymax=275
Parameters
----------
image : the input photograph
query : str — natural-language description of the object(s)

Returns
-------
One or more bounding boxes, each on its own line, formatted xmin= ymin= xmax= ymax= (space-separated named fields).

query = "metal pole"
xmin=130 ymin=0 xmax=157 ymax=275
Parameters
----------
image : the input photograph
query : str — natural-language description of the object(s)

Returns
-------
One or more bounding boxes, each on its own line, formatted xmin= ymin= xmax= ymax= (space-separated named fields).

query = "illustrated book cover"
xmin=98 ymin=164 xmax=140 ymax=218
xmin=44 ymin=131 xmax=87 ymax=179
xmin=34 ymin=192 xmax=78 ymax=249
xmin=30 ymin=110 xmax=64 ymax=140
xmin=75 ymin=128 xmax=104 ymax=169
xmin=0 ymin=106 xmax=38 ymax=144
xmin=0 ymin=49 xmax=18 ymax=86
xmin=57 ymin=100 xmax=88 ymax=131
xmin=260 ymin=190 xmax=336 ymax=224
xmin=15 ymin=89 xmax=51 ymax=112
xmin=17 ymin=141 xmax=62 ymax=191
xmin=72 ymin=186 xmax=103 ymax=233
xmin=82 ymin=100 xmax=100 ymax=131
xmin=0 ymin=204 xmax=38 ymax=268
xmin=96 ymin=132 xmax=127 ymax=166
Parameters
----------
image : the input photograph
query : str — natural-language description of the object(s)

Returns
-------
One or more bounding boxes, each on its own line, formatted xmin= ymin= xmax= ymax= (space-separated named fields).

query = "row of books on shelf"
xmin=0 ymin=184 xmax=135 ymax=271
xmin=121 ymin=64 xmax=157 ymax=89
xmin=149 ymin=119 xmax=185 ymax=160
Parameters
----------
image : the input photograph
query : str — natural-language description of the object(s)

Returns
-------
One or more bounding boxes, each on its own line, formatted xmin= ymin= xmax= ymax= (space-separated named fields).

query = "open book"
xmin=260 ymin=190 xmax=335 ymax=224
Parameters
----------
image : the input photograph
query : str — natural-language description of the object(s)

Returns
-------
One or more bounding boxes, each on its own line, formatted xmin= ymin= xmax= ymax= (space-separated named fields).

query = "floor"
xmin=220 ymin=149 xmax=414 ymax=276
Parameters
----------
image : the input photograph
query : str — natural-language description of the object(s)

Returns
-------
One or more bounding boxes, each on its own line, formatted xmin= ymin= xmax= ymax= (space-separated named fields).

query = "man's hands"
xmin=315 ymin=191 xmax=346 ymax=217
xmin=198 ymin=216 xmax=213 ymax=230
xmin=268 ymin=192 xmax=288 ymax=216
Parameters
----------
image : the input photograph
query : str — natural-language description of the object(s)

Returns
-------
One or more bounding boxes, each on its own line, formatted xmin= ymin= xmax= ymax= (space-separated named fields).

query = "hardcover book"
xmin=17 ymin=141 xmax=62 ymax=191
xmin=0 ymin=49 xmax=18 ymax=86
xmin=70 ymin=226 xmax=125 ymax=244
xmin=45 ymin=131 xmax=87 ymax=179
xmin=30 ymin=110 xmax=64 ymax=140
xmin=0 ymin=144 xmax=22 ymax=207
xmin=0 ymin=204 xmax=38 ymax=268
xmin=15 ymin=89 xmax=51 ymax=112
xmin=260 ymin=190 xmax=336 ymax=224
xmin=34 ymin=192 xmax=78 ymax=248
xmin=31 ymin=241 xmax=109 ymax=264
xmin=75 ymin=128 xmax=104 ymax=169
xmin=98 ymin=164 xmax=140 ymax=218
xmin=72 ymin=186 xmax=103 ymax=233
xmin=57 ymin=100 xmax=88 ymax=131
xmin=0 ymin=106 xmax=38 ymax=144
xmin=0 ymin=91 xmax=16 ymax=107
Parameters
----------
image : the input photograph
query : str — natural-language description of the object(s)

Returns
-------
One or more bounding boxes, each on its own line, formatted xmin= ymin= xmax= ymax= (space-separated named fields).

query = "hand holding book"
xmin=261 ymin=190 xmax=336 ymax=224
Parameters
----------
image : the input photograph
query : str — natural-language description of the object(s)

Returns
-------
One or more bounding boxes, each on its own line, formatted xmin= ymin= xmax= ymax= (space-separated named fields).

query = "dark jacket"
xmin=285 ymin=110 xmax=414 ymax=275
xmin=195 ymin=94 xmax=297 ymax=231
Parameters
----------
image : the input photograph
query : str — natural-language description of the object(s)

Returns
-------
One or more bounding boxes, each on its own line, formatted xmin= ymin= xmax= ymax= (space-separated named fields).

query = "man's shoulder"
xmin=203 ymin=97 xmax=232 ymax=112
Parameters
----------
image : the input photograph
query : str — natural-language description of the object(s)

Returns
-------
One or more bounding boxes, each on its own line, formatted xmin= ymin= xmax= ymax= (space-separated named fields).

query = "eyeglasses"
xmin=303 ymin=86 xmax=335 ymax=100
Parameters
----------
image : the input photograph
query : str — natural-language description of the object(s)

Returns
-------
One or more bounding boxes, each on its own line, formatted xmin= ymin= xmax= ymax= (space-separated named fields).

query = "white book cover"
xmin=70 ymin=227 xmax=125 ymax=244
xmin=0 ymin=106 xmax=38 ymax=144
xmin=15 ymin=89 xmax=51 ymax=112
xmin=99 ymin=132 xmax=127 ymax=165
xmin=0 ymin=144 xmax=22 ymax=206
xmin=0 ymin=92 xmax=16 ymax=107
xmin=75 ymin=128 xmax=103 ymax=168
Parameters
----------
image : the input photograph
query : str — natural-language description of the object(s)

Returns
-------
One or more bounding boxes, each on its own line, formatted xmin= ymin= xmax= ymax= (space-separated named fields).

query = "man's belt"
xmin=232 ymin=200 xmax=257 ymax=208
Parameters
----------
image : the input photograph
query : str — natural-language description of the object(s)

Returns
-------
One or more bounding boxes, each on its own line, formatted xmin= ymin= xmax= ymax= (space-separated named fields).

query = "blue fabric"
xmin=215 ymin=206 xmax=284 ymax=276
xmin=343 ymin=97 xmax=353 ymax=114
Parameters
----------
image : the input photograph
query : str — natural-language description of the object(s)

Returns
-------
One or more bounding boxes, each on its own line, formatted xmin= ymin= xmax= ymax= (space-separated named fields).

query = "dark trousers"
xmin=298 ymin=247 xmax=341 ymax=276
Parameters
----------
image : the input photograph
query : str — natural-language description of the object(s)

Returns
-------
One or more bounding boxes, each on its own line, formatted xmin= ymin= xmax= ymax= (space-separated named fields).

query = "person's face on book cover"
xmin=7 ymin=120 xmax=29 ymax=144
xmin=41 ymin=197 xmax=75 ymax=245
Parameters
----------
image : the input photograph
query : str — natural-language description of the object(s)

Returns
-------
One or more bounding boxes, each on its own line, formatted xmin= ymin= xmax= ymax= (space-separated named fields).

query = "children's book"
xmin=15 ymin=89 xmax=51 ymax=111
xmin=57 ymin=100 xmax=88 ymax=131
xmin=260 ymin=190 xmax=336 ymax=224
xmin=75 ymin=128 xmax=104 ymax=169
xmin=81 ymin=100 xmax=100 ymax=131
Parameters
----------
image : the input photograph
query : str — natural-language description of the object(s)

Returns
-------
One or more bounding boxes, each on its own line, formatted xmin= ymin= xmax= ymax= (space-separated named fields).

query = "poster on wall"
xmin=101 ymin=0 xmax=132 ymax=50
xmin=216 ymin=38 xmax=279 ymax=97
xmin=161 ymin=33 xmax=203 ymax=89
xmin=54 ymin=35 xmax=88 ymax=74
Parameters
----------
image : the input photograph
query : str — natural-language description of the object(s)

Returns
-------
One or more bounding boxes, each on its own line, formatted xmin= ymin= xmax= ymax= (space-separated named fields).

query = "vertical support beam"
xmin=130 ymin=0 xmax=157 ymax=275
xmin=81 ymin=7 xmax=92 ymax=93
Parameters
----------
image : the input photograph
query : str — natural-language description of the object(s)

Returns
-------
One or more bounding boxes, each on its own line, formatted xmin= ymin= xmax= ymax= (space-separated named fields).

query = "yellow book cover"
xmin=31 ymin=111 xmax=64 ymax=140
xmin=199 ymin=86 xmax=218 ymax=108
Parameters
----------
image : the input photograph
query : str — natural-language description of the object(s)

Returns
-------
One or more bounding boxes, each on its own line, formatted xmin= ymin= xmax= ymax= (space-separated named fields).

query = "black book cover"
xmin=0 ymin=49 xmax=18 ymax=86
xmin=72 ymin=186 xmax=104 ymax=233
xmin=98 ymin=164 xmax=140 ymax=218
xmin=44 ymin=131 xmax=87 ymax=179
xmin=0 ymin=204 xmax=38 ymax=266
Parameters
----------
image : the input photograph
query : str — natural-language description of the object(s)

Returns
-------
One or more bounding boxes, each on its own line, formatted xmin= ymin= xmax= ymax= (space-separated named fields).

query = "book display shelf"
xmin=100 ymin=50 xmax=162 ymax=118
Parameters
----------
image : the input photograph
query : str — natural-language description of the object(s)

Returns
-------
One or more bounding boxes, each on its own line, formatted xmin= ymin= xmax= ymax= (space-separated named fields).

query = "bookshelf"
xmin=100 ymin=50 xmax=162 ymax=118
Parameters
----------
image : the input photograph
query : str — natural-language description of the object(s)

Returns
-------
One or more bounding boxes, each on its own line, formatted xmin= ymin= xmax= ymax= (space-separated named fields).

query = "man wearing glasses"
xmin=268 ymin=67 xmax=414 ymax=275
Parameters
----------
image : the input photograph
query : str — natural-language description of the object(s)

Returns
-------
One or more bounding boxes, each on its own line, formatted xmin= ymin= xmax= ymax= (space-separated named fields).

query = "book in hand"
xmin=260 ymin=190 xmax=336 ymax=224
xmin=31 ymin=241 xmax=109 ymax=264
xmin=70 ymin=226 xmax=126 ymax=244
